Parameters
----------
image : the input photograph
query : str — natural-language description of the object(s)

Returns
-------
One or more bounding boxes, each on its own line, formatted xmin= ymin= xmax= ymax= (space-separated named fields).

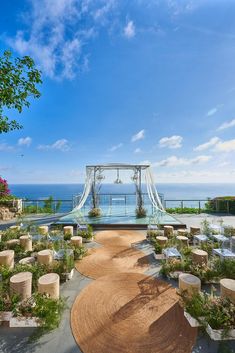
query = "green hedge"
xmin=206 ymin=196 xmax=235 ymax=214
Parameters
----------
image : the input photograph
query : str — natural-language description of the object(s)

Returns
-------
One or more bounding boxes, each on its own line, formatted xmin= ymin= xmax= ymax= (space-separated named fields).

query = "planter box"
xmin=184 ymin=311 xmax=203 ymax=328
xmin=0 ymin=311 xmax=13 ymax=322
xmin=206 ymin=324 xmax=235 ymax=341
xmin=82 ymin=236 xmax=93 ymax=243
xmin=9 ymin=316 xmax=40 ymax=328
xmin=153 ymin=252 xmax=164 ymax=260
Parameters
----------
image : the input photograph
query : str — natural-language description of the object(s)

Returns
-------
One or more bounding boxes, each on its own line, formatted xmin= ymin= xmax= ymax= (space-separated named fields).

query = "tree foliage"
xmin=0 ymin=50 xmax=42 ymax=133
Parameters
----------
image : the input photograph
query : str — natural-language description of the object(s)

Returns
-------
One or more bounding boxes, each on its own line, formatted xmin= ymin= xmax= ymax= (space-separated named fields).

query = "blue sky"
xmin=1 ymin=0 xmax=235 ymax=183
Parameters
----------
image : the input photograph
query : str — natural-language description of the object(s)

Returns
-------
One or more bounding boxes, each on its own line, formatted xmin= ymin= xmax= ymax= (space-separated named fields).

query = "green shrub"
xmin=135 ymin=207 xmax=147 ymax=218
xmin=88 ymin=208 xmax=101 ymax=217
xmin=77 ymin=225 xmax=94 ymax=240
xmin=166 ymin=207 xmax=203 ymax=214
xmin=206 ymin=196 xmax=235 ymax=214
xmin=154 ymin=242 xmax=163 ymax=254
xmin=29 ymin=293 xmax=66 ymax=340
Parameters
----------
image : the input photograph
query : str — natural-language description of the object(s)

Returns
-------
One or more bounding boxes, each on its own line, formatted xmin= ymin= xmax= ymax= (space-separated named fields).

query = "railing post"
xmin=36 ymin=201 xmax=39 ymax=213
xmin=181 ymin=201 xmax=183 ymax=211
xmin=227 ymin=200 xmax=230 ymax=214
xmin=199 ymin=201 xmax=201 ymax=214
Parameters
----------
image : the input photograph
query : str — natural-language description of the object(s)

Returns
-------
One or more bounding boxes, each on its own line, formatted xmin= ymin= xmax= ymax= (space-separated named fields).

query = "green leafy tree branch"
xmin=0 ymin=50 xmax=42 ymax=133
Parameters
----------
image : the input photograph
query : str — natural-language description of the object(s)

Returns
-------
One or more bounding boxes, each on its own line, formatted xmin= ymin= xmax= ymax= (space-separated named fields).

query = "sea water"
xmin=9 ymin=183 xmax=235 ymax=201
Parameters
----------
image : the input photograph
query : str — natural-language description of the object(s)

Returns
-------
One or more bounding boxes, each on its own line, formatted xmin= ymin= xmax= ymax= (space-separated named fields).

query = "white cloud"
xmin=6 ymin=0 xmax=116 ymax=80
xmin=109 ymin=143 xmax=123 ymax=152
xmin=217 ymin=119 xmax=235 ymax=131
xmin=124 ymin=20 xmax=136 ymax=39
xmin=18 ymin=137 xmax=32 ymax=147
xmin=0 ymin=143 xmax=15 ymax=152
xmin=134 ymin=148 xmax=142 ymax=153
xmin=206 ymin=107 xmax=218 ymax=117
xmin=194 ymin=137 xmax=220 ymax=151
xmin=159 ymin=135 xmax=183 ymax=149
xmin=38 ymin=139 xmax=71 ymax=152
xmin=155 ymin=155 xmax=211 ymax=167
xmin=131 ymin=129 xmax=145 ymax=142
xmin=214 ymin=139 xmax=235 ymax=153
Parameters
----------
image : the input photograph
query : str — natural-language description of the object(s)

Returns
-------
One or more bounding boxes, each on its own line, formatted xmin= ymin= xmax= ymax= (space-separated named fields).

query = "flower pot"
xmin=9 ymin=316 xmax=40 ymax=328
xmin=0 ymin=311 xmax=13 ymax=322
xmin=82 ymin=237 xmax=93 ymax=243
xmin=153 ymin=252 xmax=164 ymax=260
xmin=206 ymin=324 xmax=235 ymax=341
xmin=184 ymin=311 xmax=203 ymax=327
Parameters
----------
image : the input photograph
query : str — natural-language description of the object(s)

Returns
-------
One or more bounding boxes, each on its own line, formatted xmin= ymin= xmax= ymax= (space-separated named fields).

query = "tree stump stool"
xmin=37 ymin=249 xmax=53 ymax=265
xmin=164 ymin=225 xmax=174 ymax=238
xmin=19 ymin=256 xmax=36 ymax=265
xmin=0 ymin=250 xmax=14 ymax=269
xmin=220 ymin=278 xmax=235 ymax=304
xmin=38 ymin=226 xmax=49 ymax=235
xmin=19 ymin=235 xmax=32 ymax=251
xmin=177 ymin=229 xmax=188 ymax=236
xmin=191 ymin=249 xmax=208 ymax=265
xmin=6 ymin=239 xmax=20 ymax=248
xmin=9 ymin=225 xmax=21 ymax=231
xmin=38 ymin=273 xmax=60 ymax=299
xmin=190 ymin=227 xmax=200 ymax=236
xmin=156 ymin=236 xmax=168 ymax=246
xmin=179 ymin=273 xmax=201 ymax=295
xmin=176 ymin=235 xmax=189 ymax=247
xmin=10 ymin=272 xmax=32 ymax=300
xmin=71 ymin=236 xmax=83 ymax=247
xmin=64 ymin=226 xmax=74 ymax=236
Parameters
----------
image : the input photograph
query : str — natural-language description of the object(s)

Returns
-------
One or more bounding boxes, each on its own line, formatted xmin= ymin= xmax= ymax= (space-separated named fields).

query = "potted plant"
xmin=78 ymin=225 xmax=94 ymax=243
xmin=0 ymin=292 xmax=19 ymax=323
xmin=153 ymin=241 xmax=164 ymax=260
xmin=88 ymin=207 xmax=101 ymax=217
xmin=205 ymin=296 xmax=235 ymax=340
xmin=179 ymin=291 xmax=205 ymax=327
xmin=136 ymin=207 xmax=147 ymax=218
xmin=72 ymin=245 xmax=87 ymax=260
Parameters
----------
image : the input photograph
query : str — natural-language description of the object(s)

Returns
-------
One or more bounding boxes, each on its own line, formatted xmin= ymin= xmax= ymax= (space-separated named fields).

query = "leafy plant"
xmin=71 ymin=245 xmax=87 ymax=260
xmin=29 ymin=293 xmax=66 ymax=340
xmin=135 ymin=207 xmax=147 ymax=218
xmin=201 ymin=219 xmax=211 ymax=236
xmin=166 ymin=207 xmax=204 ymax=214
xmin=0 ymin=50 xmax=42 ymax=134
xmin=154 ymin=242 xmax=163 ymax=254
xmin=88 ymin=208 xmax=101 ymax=217
xmin=179 ymin=290 xmax=206 ymax=320
xmin=204 ymin=295 xmax=235 ymax=331
xmin=0 ymin=176 xmax=10 ymax=198
xmin=77 ymin=225 xmax=94 ymax=240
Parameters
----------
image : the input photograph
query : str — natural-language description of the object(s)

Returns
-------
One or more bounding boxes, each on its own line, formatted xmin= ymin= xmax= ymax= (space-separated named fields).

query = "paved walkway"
xmin=0 ymin=229 xmax=235 ymax=353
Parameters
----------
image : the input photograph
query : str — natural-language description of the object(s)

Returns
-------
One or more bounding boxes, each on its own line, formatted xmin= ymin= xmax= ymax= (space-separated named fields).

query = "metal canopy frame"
xmin=73 ymin=163 xmax=164 ymax=214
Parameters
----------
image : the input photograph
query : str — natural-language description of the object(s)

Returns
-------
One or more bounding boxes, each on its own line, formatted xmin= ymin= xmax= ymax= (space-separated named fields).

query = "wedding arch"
xmin=73 ymin=163 xmax=165 ymax=214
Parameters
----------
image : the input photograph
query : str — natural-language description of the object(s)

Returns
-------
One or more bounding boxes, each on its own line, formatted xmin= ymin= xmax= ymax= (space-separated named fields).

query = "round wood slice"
xmin=0 ymin=250 xmax=14 ymax=269
xmin=220 ymin=278 xmax=235 ymax=304
xmin=38 ymin=273 xmax=60 ymax=299
xmin=10 ymin=271 xmax=32 ymax=300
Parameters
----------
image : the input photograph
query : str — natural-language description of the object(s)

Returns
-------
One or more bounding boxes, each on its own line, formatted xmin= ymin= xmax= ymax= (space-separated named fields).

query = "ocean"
xmin=8 ymin=183 xmax=235 ymax=213
xmin=9 ymin=183 xmax=235 ymax=200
